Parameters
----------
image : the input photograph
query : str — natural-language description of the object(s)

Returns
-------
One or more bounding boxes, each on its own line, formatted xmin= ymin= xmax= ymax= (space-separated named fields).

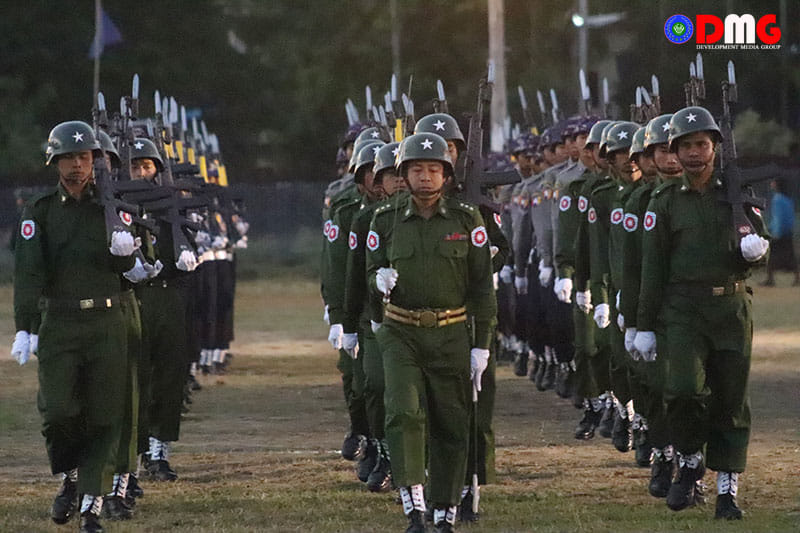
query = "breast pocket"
xmin=438 ymin=240 xmax=469 ymax=259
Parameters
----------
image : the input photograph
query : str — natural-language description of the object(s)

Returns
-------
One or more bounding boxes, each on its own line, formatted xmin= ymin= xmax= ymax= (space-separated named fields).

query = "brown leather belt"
xmin=670 ymin=281 xmax=747 ymax=297
xmin=42 ymin=294 xmax=120 ymax=311
xmin=384 ymin=302 xmax=467 ymax=328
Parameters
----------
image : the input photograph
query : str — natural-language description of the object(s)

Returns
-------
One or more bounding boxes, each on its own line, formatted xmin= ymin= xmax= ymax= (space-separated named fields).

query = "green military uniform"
xmin=14 ymin=183 xmax=133 ymax=496
xmin=367 ymin=193 xmax=496 ymax=507
xmin=638 ymin=171 xmax=768 ymax=472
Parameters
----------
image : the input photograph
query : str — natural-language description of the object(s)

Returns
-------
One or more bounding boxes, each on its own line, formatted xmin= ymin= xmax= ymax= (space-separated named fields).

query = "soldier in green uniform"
xmin=635 ymin=107 xmax=769 ymax=519
xmin=587 ymin=121 xmax=641 ymax=453
xmin=367 ymin=133 xmax=496 ymax=533
xmin=12 ymin=121 xmax=137 ymax=533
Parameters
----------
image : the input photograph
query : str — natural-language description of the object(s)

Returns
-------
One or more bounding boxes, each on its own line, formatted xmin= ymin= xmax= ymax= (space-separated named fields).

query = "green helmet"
xmin=45 ymin=120 xmax=101 ymax=165
xmin=97 ymin=130 xmax=121 ymax=168
xmin=354 ymin=126 xmax=389 ymax=145
xmin=586 ymin=119 xmax=613 ymax=146
xmin=131 ymin=138 xmax=164 ymax=172
xmin=668 ymin=106 xmax=721 ymax=151
xmin=598 ymin=121 xmax=619 ymax=157
xmin=604 ymin=122 xmax=639 ymax=156
xmin=643 ymin=114 xmax=673 ymax=152
xmin=396 ymin=133 xmax=453 ymax=176
xmin=354 ymin=141 xmax=385 ymax=183
xmin=628 ymin=127 xmax=647 ymax=160
xmin=349 ymin=135 xmax=386 ymax=173
xmin=414 ymin=113 xmax=465 ymax=151
xmin=374 ymin=142 xmax=400 ymax=179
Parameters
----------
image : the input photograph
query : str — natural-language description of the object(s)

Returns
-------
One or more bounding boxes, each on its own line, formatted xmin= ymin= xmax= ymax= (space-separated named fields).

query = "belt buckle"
xmin=418 ymin=310 xmax=438 ymax=328
xmin=79 ymin=298 xmax=94 ymax=310
xmin=712 ymin=286 xmax=724 ymax=296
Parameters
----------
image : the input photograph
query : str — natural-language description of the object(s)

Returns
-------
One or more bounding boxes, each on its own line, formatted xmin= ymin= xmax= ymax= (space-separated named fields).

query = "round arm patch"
xmin=20 ymin=220 xmax=36 ymax=240
xmin=623 ymin=213 xmax=638 ymax=232
xmin=366 ymin=230 xmax=380 ymax=251
xmin=643 ymin=211 xmax=657 ymax=231
xmin=348 ymin=231 xmax=358 ymax=250
xmin=471 ymin=226 xmax=488 ymax=247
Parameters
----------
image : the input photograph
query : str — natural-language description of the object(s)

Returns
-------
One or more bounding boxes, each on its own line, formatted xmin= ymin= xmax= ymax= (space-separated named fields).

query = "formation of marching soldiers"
xmin=322 ymin=58 xmax=769 ymax=532
xmin=10 ymin=76 xmax=247 ymax=533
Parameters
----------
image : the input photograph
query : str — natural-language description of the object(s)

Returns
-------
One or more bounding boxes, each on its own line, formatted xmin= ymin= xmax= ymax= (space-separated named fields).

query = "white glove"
xmin=144 ymin=259 xmax=163 ymax=279
xmin=576 ymin=290 xmax=593 ymax=314
xmin=342 ymin=333 xmax=359 ymax=359
xmin=328 ymin=324 xmax=344 ymax=350
xmin=527 ymin=249 xmax=536 ymax=266
xmin=176 ymin=250 xmax=198 ymax=272
xmin=323 ymin=305 xmax=330 ymax=325
xmin=234 ymin=237 xmax=248 ymax=249
xmin=615 ymin=291 xmax=621 ymax=311
xmin=499 ymin=265 xmax=513 ymax=284
xmin=11 ymin=331 xmax=31 ymax=365
xmin=633 ymin=331 xmax=657 ymax=362
xmin=370 ymin=320 xmax=382 ymax=333
xmin=538 ymin=259 xmax=553 ymax=287
xmin=490 ymin=245 xmax=499 ymax=258
xmin=376 ymin=267 xmax=399 ymax=296
xmin=211 ymin=235 xmax=228 ymax=250
xmin=29 ymin=334 xmax=38 ymax=355
xmin=554 ymin=277 xmax=573 ymax=303
xmin=235 ymin=220 xmax=250 ymax=236
xmin=109 ymin=231 xmax=139 ymax=256
xmin=617 ymin=312 xmax=625 ymax=331
xmin=123 ymin=257 xmax=150 ymax=283
xmin=470 ymin=348 xmax=490 ymax=391
xmin=740 ymin=234 xmax=769 ymax=262
xmin=624 ymin=328 xmax=639 ymax=360
xmin=195 ymin=230 xmax=212 ymax=249
xmin=594 ymin=303 xmax=610 ymax=329
xmin=514 ymin=276 xmax=528 ymax=295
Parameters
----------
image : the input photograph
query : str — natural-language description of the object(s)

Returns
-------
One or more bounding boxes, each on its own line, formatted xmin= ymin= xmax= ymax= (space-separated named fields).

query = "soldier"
xmin=367 ymin=133 xmax=496 ymax=533
xmin=129 ymin=138 xmax=198 ymax=482
xmin=12 ymin=121 xmax=138 ymax=533
xmin=634 ymin=106 xmax=769 ymax=519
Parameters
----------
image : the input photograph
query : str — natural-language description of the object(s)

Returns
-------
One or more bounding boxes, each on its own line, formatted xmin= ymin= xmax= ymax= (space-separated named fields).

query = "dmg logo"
xmin=665 ymin=14 xmax=781 ymax=46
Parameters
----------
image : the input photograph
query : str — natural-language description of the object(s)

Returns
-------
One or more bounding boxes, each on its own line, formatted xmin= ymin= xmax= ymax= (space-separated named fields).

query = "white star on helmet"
xmin=662 ymin=122 xmax=670 ymax=132
xmin=372 ymin=145 xmax=380 ymax=154
xmin=433 ymin=120 xmax=446 ymax=131
xmin=392 ymin=147 xmax=400 ymax=156
xmin=421 ymin=139 xmax=434 ymax=150
xmin=370 ymin=131 xmax=380 ymax=138
xmin=617 ymin=130 xmax=629 ymax=139
xmin=686 ymin=113 xmax=697 ymax=123
xmin=134 ymin=141 xmax=144 ymax=150
xmin=72 ymin=131 xmax=84 ymax=142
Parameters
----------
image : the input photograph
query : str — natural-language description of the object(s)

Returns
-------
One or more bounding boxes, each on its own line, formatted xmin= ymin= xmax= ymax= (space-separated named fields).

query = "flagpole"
xmin=93 ymin=0 xmax=102 ymax=102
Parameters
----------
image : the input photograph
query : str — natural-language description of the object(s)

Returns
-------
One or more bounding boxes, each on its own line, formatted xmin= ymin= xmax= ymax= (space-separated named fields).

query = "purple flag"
xmin=88 ymin=8 xmax=123 ymax=59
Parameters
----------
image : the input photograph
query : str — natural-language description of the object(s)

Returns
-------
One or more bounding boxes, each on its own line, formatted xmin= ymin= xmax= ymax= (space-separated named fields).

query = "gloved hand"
xmin=342 ymin=333 xmax=359 ymax=359
xmin=499 ymin=265 xmax=513 ymax=284
xmin=11 ymin=331 xmax=31 ymax=365
xmin=576 ymin=289 xmax=593 ymax=314
xmin=235 ymin=220 xmax=250 ymax=236
xmin=490 ymin=245 xmax=499 ymax=258
xmin=538 ymin=259 xmax=553 ymax=287
xmin=109 ymin=231 xmax=139 ymax=256
xmin=323 ymin=305 xmax=330 ymax=325
xmin=328 ymin=324 xmax=344 ymax=350
xmin=633 ymin=331 xmax=657 ymax=362
xmin=29 ymin=334 xmax=38 ymax=355
xmin=370 ymin=320 xmax=382 ymax=334
xmin=594 ymin=303 xmax=610 ymax=329
xmin=211 ymin=235 xmax=228 ymax=250
xmin=617 ymin=312 xmax=625 ymax=332
xmin=615 ymin=291 xmax=621 ymax=311
xmin=554 ymin=277 xmax=573 ymax=303
xmin=376 ymin=267 xmax=399 ymax=296
xmin=624 ymin=328 xmax=639 ymax=360
xmin=143 ymin=259 xmax=163 ymax=279
xmin=470 ymin=348 xmax=490 ymax=391
xmin=740 ymin=234 xmax=769 ymax=262
xmin=234 ymin=237 xmax=248 ymax=249
xmin=514 ymin=276 xmax=528 ymax=295
xmin=195 ymin=230 xmax=212 ymax=249
xmin=176 ymin=250 xmax=198 ymax=272
xmin=123 ymin=256 xmax=150 ymax=283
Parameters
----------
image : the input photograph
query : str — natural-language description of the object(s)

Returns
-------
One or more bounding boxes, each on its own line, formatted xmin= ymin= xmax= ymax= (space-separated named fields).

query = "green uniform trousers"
xmin=336 ymin=346 xmax=370 ymax=438
xmin=466 ymin=345 xmax=495 ymax=485
xmin=629 ymin=334 xmax=669 ymax=449
xmin=361 ymin=326 xmax=385 ymax=440
xmin=608 ymin=305 xmax=632 ymax=404
xmin=137 ymin=283 xmax=188 ymax=450
xmin=378 ymin=320 xmax=471 ymax=508
xmin=37 ymin=306 xmax=127 ymax=495
xmin=117 ymin=290 xmax=141 ymax=472
xmin=574 ymin=305 xmax=611 ymax=399
xmin=661 ymin=291 xmax=752 ymax=472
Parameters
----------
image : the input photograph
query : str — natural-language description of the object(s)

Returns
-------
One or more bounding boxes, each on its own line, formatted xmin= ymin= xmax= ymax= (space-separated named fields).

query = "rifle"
xmin=578 ymin=70 xmax=591 ymax=116
xmin=650 ymin=75 xmax=661 ymax=115
xmin=433 ymin=80 xmax=449 ymax=114
xmin=684 ymin=53 xmax=706 ymax=107
xmin=718 ymin=60 xmax=762 ymax=244
xmin=549 ymin=89 xmax=563 ymax=124
xmin=458 ymin=61 xmax=520 ymax=212
xmin=602 ymin=78 xmax=610 ymax=118
xmin=365 ymin=85 xmax=373 ymax=122
xmin=517 ymin=85 xmax=536 ymax=133
xmin=390 ymin=74 xmax=405 ymax=141
xmin=536 ymin=90 xmax=549 ymax=128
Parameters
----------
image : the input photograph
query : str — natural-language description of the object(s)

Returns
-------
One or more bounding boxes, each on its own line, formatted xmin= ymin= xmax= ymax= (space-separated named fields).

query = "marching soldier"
xmin=634 ymin=106 xmax=769 ymax=519
xmin=12 ymin=121 xmax=137 ymax=533
xmin=367 ymin=133 xmax=496 ymax=533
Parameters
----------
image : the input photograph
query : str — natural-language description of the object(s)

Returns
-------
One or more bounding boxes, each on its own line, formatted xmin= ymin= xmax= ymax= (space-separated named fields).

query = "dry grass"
xmin=1 ymin=274 xmax=799 ymax=532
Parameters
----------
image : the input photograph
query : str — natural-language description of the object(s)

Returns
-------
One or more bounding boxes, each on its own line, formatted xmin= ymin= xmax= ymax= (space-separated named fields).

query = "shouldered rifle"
xmin=578 ymin=70 xmax=591 ymax=116
xmin=650 ymin=75 xmax=661 ymax=115
xmin=684 ymin=53 xmax=706 ymax=107
xmin=518 ymin=85 xmax=537 ymax=133
xmin=549 ymin=89 xmax=563 ymax=124
xmin=536 ymin=89 xmax=549 ymax=127
xmin=459 ymin=61 xmax=520 ymax=213
xmin=719 ymin=60 xmax=761 ymax=244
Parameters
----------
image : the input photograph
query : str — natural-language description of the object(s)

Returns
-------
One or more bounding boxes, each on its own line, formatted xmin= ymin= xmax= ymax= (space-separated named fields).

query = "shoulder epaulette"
xmin=591 ymin=181 xmax=618 ymax=196
xmin=373 ymin=199 xmax=400 ymax=218
xmin=652 ymin=179 xmax=680 ymax=197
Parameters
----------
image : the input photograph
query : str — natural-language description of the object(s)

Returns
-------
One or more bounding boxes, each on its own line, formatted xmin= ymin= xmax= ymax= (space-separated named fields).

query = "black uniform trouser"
xmin=544 ymin=284 xmax=574 ymax=364
xmin=524 ymin=266 xmax=549 ymax=355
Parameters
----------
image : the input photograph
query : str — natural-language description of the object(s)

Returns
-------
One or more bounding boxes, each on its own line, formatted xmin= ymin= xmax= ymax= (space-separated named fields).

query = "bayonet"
xmin=433 ymin=79 xmax=448 ymax=114
xmin=365 ymin=85 xmax=373 ymax=121
xmin=518 ymin=85 xmax=535 ymax=131
xmin=602 ymin=78 xmax=610 ymax=118
xmin=579 ymin=69 xmax=591 ymax=115
xmin=536 ymin=90 xmax=548 ymax=127
xmin=651 ymin=74 xmax=661 ymax=114
xmin=549 ymin=88 xmax=560 ymax=124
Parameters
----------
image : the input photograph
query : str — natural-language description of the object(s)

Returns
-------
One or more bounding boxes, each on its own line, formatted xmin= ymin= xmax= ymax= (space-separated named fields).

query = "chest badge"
xmin=20 ymin=220 xmax=35 ymax=240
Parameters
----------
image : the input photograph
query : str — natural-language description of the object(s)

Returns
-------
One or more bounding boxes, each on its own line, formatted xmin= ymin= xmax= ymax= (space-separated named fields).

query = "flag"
xmin=88 ymin=7 xmax=123 ymax=59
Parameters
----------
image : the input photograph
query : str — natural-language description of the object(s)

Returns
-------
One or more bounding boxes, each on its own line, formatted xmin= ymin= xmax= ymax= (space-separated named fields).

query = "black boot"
xmin=366 ymin=446 xmax=392 ymax=492
xmin=574 ymin=403 xmax=602 ymax=440
xmin=555 ymin=363 xmax=571 ymax=399
xmin=101 ymin=495 xmax=132 ymax=520
xmin=666 ymin=452 xmax=705 ymax=511
xmin=633 ymin=417 xmax=651 ymax=467
xmin=433 ymin=521 xmax=456 ymax=533
xmin=512 ymin=350 xmax=527 ymax=377
xmin=648 ymin=449 xmax=674 ymax=498
xmin=715 ymin=493 xmax=742 ymax=519
xmin=598 ymin=397 xmax=615 ymax=438
xmin=611 ymin=409 xmax=633 ymax=452
xmin=51 ymin=476 xmax=78 ymax=524
xmin=357 ymin=440 xmax=379 ymax=482
xmin=341 ymin=432 xmax=367 ymax=461
xmin=79 ymin=511 xmax=104 ymax=533
xmin=526 ymin=352 xmax=539 ymax=382
xmin=534 ymin=358 xmax=548 ymax=391
xmin=147 ymin=459 xmax=178 ymax=481
xmin=458 ymin=489 xmax=479 ymax=522
xmin=405 ymin=510 xmax=427 ymax=533
xmin=542 ymin=359 xmax=557 ymax=390
xmin=128 ymin=473 xmax=144 ymax=498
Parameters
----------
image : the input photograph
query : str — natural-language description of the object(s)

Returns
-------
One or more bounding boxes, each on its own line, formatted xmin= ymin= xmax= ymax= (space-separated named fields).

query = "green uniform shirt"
xmin=14 ymin=183 xmax=135 ymax=332
xmin=367 ymin=195 xmax=497 ymax=349
xmin=555 ymin=168 xmax=593 ymax=280
xmin=325 ymin=194 xmax=363 ymax=328
xmin=320 ymin=180 xmax=360 ymax=302
xmin=344 ymin=199 xmax=383 ymax=331
xmin=573 ymin=173 xmax=612 ymax=292
xmin=637 ymin=172 xmax=769 ymax=332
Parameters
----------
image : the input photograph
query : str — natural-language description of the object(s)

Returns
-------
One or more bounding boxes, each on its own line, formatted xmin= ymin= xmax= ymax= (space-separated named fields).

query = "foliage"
xmin=734 ymin=109 xmax=797 ymax=158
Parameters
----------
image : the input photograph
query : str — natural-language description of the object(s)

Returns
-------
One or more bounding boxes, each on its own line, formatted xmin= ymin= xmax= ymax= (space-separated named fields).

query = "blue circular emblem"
xmin=664 ymin=14 xmax=693 ymax=44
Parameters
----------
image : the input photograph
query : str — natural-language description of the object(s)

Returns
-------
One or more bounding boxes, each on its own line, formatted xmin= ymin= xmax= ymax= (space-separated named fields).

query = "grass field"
xmin=1 ymin=274 xmax=799 ymax=532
